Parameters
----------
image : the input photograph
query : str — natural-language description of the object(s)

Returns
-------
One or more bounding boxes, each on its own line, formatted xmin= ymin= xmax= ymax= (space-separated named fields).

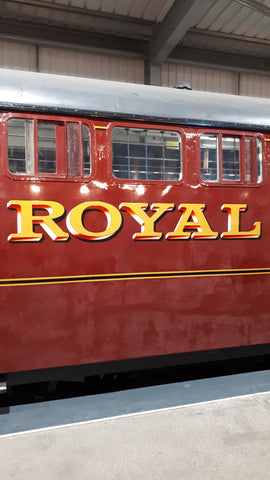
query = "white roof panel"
xmin=1 ymin=68 xmax=270 ymax=130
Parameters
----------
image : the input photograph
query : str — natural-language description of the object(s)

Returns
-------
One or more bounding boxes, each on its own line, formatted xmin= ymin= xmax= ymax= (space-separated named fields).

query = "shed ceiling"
xmin=1 ymin=0 xmax=270 ymax=76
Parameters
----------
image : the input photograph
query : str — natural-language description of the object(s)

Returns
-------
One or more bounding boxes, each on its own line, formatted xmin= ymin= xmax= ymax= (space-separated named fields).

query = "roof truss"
xmin=0 ymin=0 xmax=270 ymax=78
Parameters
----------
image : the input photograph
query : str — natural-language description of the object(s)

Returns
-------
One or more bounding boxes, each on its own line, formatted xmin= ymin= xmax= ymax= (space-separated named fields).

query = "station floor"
xmin=1 ymin=370 xmax=270 ymax=479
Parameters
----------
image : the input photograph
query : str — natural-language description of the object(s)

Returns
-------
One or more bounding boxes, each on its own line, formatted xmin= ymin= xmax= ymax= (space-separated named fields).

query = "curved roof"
xmin=0 ymin=68 xmax=270 ymax=131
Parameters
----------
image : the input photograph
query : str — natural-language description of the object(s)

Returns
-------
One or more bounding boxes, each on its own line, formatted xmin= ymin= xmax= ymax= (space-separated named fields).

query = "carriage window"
xmin=257 ymin=138 xmax=262 ymax=183
xmin=222 ymin=137 xmax=240 ymax=181
xmin=112 ymin=127 xmax=181 ymax=181
xmin=8 ymin=118 xmax=34 ymax=175
xmin=200 ymin=133 xmax=262 ymax=184
xmin=200 ymin=134 xmax=218 ymax=182
xmin=82 ymin=124 xmax=91 ymax=177
xmin=7 ymin=117 xmax=91 ymax=179
xmin=245 ymin=136 xmax=255 ymax=183
xmin=38 ymin=123 xmax=57 ymax=174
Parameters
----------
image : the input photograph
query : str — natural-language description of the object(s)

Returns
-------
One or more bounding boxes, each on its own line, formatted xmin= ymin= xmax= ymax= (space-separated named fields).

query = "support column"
xmin=237 ymin=72 xmax=241 ymax=95
xmin=144 ymin=61 xmax=162 ymax=86
xmin=36 ymin=45 xmax=40 ymax=72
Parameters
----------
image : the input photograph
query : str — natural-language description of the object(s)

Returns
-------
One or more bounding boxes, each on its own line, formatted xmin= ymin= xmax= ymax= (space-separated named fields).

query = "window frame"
xmin=107 ymin=121 xmax=185 ymax=185
xmin=3 ymin=112 xmax=95 ymax=182
xmin=198 ymin=129 xmax=265 ymax=187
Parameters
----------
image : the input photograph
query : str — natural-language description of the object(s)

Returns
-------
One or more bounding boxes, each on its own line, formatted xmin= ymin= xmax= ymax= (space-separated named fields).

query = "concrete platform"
xmin=1 ymin=371 xmax=270 ymax=479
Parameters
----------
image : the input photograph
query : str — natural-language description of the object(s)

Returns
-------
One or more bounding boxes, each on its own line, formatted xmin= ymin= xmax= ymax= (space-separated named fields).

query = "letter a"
xmin=166 ymin=203 xmax=218 ymax=240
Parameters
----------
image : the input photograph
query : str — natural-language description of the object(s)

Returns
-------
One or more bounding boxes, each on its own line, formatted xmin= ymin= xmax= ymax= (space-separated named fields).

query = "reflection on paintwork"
xmin=121 ymin=184 xmax=145 ymax=195
xmin=80 ymin=185 xmax=90 ymax=194
xmin=135 ymin=185 xmax=145 ymax=196
xmin=161 ymin=186 xmax=172 ymax=196
xmin=122 ymin=184 xmax=134 ymax=191
xmin=31 ymin=185 xmax=41 ymax=193
xmin=92 ymin=181 xmax=108 ymax=190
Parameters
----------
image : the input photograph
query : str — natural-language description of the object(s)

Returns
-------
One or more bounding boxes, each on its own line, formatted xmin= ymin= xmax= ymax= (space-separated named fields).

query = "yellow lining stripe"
xmin=1 ymin=267 xmax=270 ymax=287
xmin=94 ymin=126 xmax=108 ymax=130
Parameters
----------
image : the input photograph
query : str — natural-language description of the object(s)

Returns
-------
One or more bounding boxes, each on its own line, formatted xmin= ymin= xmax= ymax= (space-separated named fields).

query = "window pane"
xmin=163 ymin=131 xmax=182 ymax=180
xmin=38 ymin=123 xmax=56 ymax=174
xmin=112 ymin=127 xmax=181 ymax=181
xmin=200 ymin=134 xmax=218 ymax=182
xmin=111 ymin=128 xmax=129 ymax=179
xmin=7 ymin=118 xmax=34 ymax=175
xmin=222 ymin=137 xmax=240 ymax=181
xmin=257 ymin=138 xmax=263 ymax=183
xmin=245 ymin=136 xmax=255 ymax=183
xmin=128 ymin=129 xmax=146 ymax=180
xmin=82 ymin=124 xmax=91 ymax=177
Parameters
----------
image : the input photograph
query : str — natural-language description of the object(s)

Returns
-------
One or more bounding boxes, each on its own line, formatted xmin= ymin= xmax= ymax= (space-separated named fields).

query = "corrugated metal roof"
xmin=38 ymin=0 xmax=174 ymax=22
xmin=24 ymin=0 xmax=270 ymax=41
xmin=196 ymin=0 xmax=270 ymax=40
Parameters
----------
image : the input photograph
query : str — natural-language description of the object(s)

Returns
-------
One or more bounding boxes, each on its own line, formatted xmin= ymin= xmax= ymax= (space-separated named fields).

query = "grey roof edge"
xmin=0 ymin=68 xmax=270 ymax=130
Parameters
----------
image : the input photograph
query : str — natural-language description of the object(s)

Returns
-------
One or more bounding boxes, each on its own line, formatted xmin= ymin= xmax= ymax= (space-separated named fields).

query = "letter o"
xmin=66 ymin=201 xmax=122 ymax=240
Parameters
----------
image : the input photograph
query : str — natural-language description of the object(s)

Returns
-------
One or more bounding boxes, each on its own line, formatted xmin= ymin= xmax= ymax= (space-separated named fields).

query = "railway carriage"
xmin=0 ymin=68 xmax=270 ymax=388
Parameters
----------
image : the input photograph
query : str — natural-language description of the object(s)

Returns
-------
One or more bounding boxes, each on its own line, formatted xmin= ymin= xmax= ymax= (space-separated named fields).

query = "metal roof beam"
xmin=0 ymin=18 xmax=146 ymax=58
xmin=170 ymin=46 xmax=270 ymax=74
xmin=0 ymin=0 xmax=153 ymax=39
xmin=234 ymin=0 xmax=270 ymax=17
xmin=182 ymin=29 xmax=270 ymax=59
xmin=149 ymin=0 xmax=223 ymax=65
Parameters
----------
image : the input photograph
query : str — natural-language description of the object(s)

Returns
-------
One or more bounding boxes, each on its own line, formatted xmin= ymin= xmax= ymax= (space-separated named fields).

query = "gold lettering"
xmin=66 ymin=201 xmax=122 ymax=240
xmin=221 ymin=204 xmax=261 ymax=239
xmin=166 ymin=203 xmax=219 ymax=240
xmin=120 ymin=202 xmax=174 ymax=240
xmin=7 ymin=200 xmax=69 ymax=242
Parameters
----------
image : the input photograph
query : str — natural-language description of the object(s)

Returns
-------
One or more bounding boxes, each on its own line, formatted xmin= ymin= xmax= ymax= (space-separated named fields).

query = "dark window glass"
xmin=7 ymin=118 xmax=34 ymax=175
xmin=222 ymin=136 xmax=240 ymax=181
xmin=112 ymin=127 xmax=181 ymax=181
xmin=38 ymin=123 xmax=56 ymax=174
xmin=201 ymin=133 xmax=262 ymax=184
xmin=257 ymin=138 xmax=262 ymax=183
xmin=7 ymin=118 xmax=92 ymax=180
xmin=82 ymin=124 xmax=91 ymax=177
xmin=200 ymin=134 xmax=218 ymax=182
xmin=245 ymin=136 xmax=255 ymax=183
